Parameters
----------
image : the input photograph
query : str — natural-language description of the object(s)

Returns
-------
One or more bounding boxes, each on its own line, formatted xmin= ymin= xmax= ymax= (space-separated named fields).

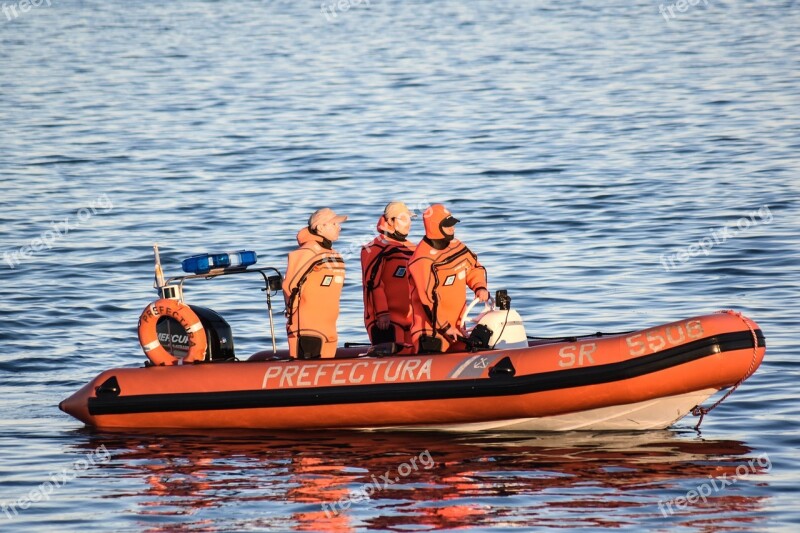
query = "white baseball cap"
xmin=308 ymin=208 xmax=348 ymax=229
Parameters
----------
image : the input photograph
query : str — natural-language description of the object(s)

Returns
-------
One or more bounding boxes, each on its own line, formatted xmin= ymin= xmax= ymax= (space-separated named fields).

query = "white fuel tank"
xmin=475 ymin=309 xmax=529 ymax=349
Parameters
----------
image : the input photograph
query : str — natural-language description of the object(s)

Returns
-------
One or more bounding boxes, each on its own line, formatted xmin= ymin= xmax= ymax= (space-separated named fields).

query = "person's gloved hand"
xmin=476 ymin=288 xmax=490 ymax=302
xmin=445 ymin=325 xmax=462 ymax=341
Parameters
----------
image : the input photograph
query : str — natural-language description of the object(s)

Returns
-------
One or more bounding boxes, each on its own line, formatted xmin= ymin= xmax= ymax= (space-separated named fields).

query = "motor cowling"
xmin=471 ymin=290 xmax=528 ymax=350
xmin=475 ymin=309 xmax=528 ymax=349
xmin=154 ymin=305 xmax=235 ymax=362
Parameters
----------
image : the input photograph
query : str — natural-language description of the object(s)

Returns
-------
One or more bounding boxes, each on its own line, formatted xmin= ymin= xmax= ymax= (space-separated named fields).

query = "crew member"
xmin=408 ymin=204 xmax=489 ymax=354
xmin=361 ymin=201 xmax=417 ymax=346
xmin=284 ymin=208 xmax=347 ymax=359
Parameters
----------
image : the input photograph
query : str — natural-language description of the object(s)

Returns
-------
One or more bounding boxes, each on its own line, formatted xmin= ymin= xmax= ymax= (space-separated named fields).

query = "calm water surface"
xmin=1 ymin=0 xmax=798 ymax=531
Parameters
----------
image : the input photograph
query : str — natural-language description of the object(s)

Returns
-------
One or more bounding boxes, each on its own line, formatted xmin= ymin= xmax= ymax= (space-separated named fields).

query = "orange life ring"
xmin=137 ymin=299 xmax=208 ymax=365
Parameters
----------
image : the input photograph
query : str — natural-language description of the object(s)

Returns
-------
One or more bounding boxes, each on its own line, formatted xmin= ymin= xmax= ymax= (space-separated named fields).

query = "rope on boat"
xmin=691 ymin=310 xmax=762 ymax=430
xmin=527 ymin=330 xmax=634 ymax=341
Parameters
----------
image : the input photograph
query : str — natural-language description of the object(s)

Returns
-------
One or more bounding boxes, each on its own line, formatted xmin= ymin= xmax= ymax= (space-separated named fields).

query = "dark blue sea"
xmin=1 ymin=0 xmax=798 ymax=530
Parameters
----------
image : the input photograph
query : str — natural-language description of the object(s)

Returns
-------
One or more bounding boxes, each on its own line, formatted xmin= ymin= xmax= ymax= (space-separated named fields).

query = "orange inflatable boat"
xmin=60 ymin=308 xmax=765 ymax=431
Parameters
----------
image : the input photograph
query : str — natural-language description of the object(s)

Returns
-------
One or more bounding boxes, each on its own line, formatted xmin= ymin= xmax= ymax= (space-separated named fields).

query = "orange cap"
xmin=423 ymin=203 xmax=459 ymax=239
xmin=308 ymin=208 xmax=348 ymax=230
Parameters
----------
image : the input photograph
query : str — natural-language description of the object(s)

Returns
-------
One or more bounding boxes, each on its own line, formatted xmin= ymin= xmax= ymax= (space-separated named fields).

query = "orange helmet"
xmin=423 ymin=204 xmax=460 ymax=240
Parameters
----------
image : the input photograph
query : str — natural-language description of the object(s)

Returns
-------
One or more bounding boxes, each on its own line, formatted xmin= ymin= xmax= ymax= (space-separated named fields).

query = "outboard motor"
xmin=464 ymin=290 xmax=528 ymax=350
xmin=155 ymin=305 xmax=235 ymax=361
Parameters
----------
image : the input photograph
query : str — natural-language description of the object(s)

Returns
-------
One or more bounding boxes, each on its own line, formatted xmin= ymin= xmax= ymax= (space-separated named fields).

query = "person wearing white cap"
xmin=361 ymin=201 xmax=418 ymax=348
xmin=283 ymin=207 xmax=348 ymax=359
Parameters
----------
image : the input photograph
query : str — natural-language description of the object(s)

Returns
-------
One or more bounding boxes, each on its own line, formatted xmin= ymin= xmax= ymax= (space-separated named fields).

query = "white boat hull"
xmin=370 ymin=388 xmax=718 ymax=432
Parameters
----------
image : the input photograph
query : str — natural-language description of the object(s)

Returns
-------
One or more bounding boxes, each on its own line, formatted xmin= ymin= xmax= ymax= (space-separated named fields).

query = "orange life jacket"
xmin=284 ymin=228 xmax=345 ymax=359
xmin=408 ymin=238 xmax=487 ymax=354
xmin=361 ymin=216 xmax=416 ymax=345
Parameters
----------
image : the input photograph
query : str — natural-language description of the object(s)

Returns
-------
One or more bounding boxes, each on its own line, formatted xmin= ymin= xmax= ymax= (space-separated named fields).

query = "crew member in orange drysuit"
xmin=284 ymin=208 xmax=347 ymax=359
xmin=408 ymin=204 xmax=489 ymax=354
xmin=361 ymin=201 xmax=417 ymax=346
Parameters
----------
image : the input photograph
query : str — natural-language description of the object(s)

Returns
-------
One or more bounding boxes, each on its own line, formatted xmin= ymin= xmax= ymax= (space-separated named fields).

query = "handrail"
xmin=164 ymin=267 xmax=283 ymax=354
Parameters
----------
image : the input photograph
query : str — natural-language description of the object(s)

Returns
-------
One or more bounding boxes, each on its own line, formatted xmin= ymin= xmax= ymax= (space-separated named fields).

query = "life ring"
xmin=137 ymin=299 xmax=208 ymax=365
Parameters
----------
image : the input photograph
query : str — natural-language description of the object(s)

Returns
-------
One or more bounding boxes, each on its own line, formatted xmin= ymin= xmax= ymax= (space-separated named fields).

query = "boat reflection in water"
xmin=71 ymin=429 xmax=772 ymax=531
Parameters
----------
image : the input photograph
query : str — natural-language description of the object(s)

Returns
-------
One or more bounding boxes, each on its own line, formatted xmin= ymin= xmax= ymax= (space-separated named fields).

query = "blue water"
xmin=1 ymin=0 xmax=799 ymax=530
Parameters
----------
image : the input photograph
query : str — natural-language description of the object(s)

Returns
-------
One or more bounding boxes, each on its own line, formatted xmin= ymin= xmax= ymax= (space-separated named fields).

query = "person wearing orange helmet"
xmin=361 ymin=201 xmax=418 ymax=346
xmin=284 ymin=208 xmax=348 ymax=359
xmin=408 ymin=204 xmax=489 ymax=354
